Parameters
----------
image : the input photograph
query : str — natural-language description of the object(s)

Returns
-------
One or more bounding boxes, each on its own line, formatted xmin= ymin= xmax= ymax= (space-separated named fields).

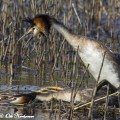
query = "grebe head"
xmin=27 ymin=26 xmax=40 ymax=37
xmin=10 ymin=92 xmax=36 ymax=105
xmin=23 ymin=14 xmax=51 ymax=38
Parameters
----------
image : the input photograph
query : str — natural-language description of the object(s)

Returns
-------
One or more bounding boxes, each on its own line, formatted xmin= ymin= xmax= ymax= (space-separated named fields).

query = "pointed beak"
xmin=17 ymin=28 xmax=33 ymax=42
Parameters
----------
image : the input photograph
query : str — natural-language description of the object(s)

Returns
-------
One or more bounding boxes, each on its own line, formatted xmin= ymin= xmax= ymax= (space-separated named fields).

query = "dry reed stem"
xmin=88 ymin=51 xmax=106 ymax=119
xmin=74 ymin=91 xmax=118 ymax=110
xmin=103 ymin=84 xmax=109 ymax=120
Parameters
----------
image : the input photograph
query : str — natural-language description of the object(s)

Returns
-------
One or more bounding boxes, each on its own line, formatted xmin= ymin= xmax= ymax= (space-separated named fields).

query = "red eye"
xmin=32 ymin=27 xmax=35 ymax=30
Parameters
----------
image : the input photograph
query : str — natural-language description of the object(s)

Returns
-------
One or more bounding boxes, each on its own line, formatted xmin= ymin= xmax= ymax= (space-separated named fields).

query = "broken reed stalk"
xmin=72 ymin=64 xmax=89 ymax=102
xmin=51 ymin=40 xmax=65 ymax=74
xmin=58 ymin=100 xmax=61 ymax=119
xmin=2 ymin=35 xmax=10 ymax=61
xmin=118 ymin=86 xmax=120 ymax=108
xmin=103 ymin=84 xmax=109 ymax=120
xmin=72 ymin=63 xmax=89 ymax=99
xmin=72 ymin=3 xmax=81 ymax=25
xmin=88 ymin=51 xmax=107 ymax=119
xmin=74 ymin=91 xmax=118 ymax=110
xmin=68 ymin=46 xmax=80 ymax=120
xmin=70 ymin=46 xmax=79 ymax=87
xmin=77 ymin=64 xmax=89 ymax=89
xmin=60 ymin=100 xmax=68 ymax=114
xmin=9 ymin=63 xmax=13 ymax=85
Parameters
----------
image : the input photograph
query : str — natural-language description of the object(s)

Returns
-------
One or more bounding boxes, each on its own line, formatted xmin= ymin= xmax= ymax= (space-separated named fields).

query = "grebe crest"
xmin=23 ymin=14 xmax=51 ymax=37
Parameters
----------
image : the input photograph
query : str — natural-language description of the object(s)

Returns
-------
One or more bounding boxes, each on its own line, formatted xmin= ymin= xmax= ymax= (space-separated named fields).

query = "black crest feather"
xmin=22 ymin=17 xmax=34 ymax=26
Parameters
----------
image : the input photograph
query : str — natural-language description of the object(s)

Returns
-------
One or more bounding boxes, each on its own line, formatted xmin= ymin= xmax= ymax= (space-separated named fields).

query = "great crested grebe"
xmin=10 ymin=86 xmax=64 ymax=105
xmin=20 ymin=14 xmax=120 ymax=91
xmin=10 ymin=88 xmax=93 ymax=105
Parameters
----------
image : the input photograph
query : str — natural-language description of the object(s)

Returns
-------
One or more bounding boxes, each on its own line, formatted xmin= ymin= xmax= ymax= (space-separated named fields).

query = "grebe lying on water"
xmin=10 ymin=88 xmax=93 ymax=105
xmin=10 ymin=86 xmax=63 ymax=105
xmin=20 ymin=14 xmax=120 ymax=91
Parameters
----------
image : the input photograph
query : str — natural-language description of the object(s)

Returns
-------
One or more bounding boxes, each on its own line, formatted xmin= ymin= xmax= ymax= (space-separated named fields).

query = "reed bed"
xmin=0 ymin=0 xmax=120 ymax=119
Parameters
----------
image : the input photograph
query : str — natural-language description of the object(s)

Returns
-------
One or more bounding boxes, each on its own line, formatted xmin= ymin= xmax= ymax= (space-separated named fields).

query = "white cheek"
xmin=33 ymin=29 xmax=39 ymax=36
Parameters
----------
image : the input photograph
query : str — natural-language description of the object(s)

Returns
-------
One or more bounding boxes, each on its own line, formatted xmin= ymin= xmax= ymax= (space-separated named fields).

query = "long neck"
xmin=51 ymin=18 xmax=75 ymax=42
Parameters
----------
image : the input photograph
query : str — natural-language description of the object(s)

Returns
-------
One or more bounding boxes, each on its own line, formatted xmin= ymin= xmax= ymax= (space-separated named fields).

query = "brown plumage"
xmin=24 ymin=15 xmax=51 ymax=37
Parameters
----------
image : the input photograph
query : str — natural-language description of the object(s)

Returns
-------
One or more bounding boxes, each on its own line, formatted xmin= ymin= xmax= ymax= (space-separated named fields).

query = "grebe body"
xmin=21 ymin=14 xmax=120 ymax=91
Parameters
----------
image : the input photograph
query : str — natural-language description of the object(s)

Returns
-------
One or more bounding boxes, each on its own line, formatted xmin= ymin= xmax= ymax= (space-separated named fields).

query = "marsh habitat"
xmin=0 ymin=0 xmax=120 ymax=119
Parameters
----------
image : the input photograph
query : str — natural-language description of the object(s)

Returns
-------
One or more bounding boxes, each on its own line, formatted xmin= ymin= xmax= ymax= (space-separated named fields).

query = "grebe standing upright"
xmin=21 ymin=14 xmax=120 ymax=91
